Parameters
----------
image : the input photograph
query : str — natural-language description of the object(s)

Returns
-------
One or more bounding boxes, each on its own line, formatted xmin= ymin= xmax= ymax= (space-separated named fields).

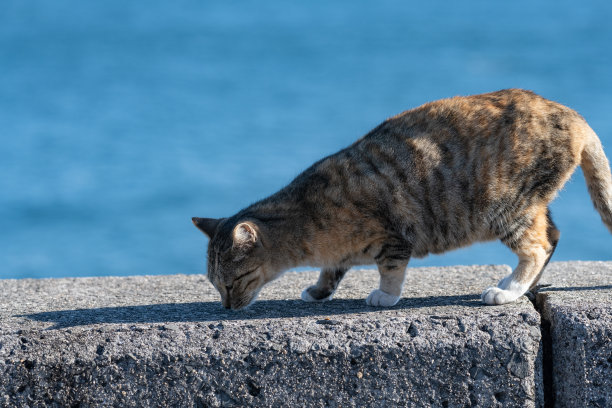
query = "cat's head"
xmin=192 ymin=216 xmax=271 ymax=310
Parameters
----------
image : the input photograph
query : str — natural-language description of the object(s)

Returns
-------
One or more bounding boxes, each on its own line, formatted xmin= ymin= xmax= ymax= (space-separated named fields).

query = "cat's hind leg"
xmin=482 ymin=206 xmax=559 ymax=305
xmin=528 ymin=209 xmax=560 ymax=289
xmin=301 ymin=267 xmax=348 ymax=302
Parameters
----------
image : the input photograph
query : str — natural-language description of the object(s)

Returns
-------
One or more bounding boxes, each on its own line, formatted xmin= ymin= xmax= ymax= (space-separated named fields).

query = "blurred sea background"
xmin=1 ymin=1 xmax=611 ymax=279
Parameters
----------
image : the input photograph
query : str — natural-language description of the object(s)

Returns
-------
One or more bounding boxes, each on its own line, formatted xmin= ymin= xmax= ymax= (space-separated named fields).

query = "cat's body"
xmin=194 ymin=89 xmax=612 ymax=310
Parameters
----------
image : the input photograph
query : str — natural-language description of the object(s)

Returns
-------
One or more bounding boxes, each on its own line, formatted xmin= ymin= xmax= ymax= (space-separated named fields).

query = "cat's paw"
xmin=301 ymin=286 xmax=334 ymax=302
xmin=365 ymin=289 xmax=400 ymax=307
xmin=481 ymin=286 xmax=521 ymax=305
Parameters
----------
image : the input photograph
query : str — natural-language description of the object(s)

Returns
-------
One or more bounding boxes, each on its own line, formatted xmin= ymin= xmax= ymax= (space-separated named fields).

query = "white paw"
xmin=481 ymin=286 xmax=521 ymax=305
xmin=301 ymin=288 xmax=334 ymax=302
xmin=366 ymin=289 xmax=400 ymax=307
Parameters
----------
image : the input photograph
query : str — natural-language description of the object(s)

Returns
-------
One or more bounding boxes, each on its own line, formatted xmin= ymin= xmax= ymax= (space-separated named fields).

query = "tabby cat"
xmin=193 ymin=89 xmax=612 ymax=310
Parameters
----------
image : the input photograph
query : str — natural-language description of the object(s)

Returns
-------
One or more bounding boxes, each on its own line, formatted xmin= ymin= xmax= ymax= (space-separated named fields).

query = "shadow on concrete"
xmin=19 ymin=285 xmax=612 ymax=329
xmin=539 ymin=285 xmax=612 ymax=292
xmin=20 ymin=294 xmax=484 ymax=329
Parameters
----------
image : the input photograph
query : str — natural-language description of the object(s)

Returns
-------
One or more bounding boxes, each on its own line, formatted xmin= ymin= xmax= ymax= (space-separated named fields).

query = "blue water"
xmin=1 ymin=1 xmax=611 ymax=279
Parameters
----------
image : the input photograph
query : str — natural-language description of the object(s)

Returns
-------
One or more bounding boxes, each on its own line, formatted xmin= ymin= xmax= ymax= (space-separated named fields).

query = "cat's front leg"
xmin=301 ymin=267 xmax=348 ymax=302
xmin=366 ymin=243 xmax=411 ymax=307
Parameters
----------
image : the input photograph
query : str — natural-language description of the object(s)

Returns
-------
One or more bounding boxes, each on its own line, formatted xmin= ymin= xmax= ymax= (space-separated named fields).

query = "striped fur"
xmin=193 ymin=89 xmax=612 ymax=309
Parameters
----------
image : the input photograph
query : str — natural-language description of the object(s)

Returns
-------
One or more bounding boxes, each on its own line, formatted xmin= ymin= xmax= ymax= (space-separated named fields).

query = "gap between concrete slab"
xmin=527 ymin=286 xmax=555 ymax=408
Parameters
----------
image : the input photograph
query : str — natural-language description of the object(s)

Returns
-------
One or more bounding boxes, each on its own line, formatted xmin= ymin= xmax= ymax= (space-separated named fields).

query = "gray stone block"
xmin=536 ymin=261 xmax=612 ymax=408
xmin=0 ymin=265 xmax=544 ymax=407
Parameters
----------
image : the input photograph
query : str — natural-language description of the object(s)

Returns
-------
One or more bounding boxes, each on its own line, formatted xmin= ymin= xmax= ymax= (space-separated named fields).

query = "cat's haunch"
xmin=194 ymin=89 xmax=612 ymax=310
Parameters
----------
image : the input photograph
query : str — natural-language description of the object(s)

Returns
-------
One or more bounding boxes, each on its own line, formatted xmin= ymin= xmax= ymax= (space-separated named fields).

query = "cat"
xmin=193 ymin=89 xmax=612 ymax=310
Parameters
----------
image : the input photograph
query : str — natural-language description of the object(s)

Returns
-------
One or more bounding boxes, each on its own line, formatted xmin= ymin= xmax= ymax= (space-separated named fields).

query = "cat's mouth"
xmin=230 ymin=297 xmax=254 ymax=310
xmin=229 ymin=289 xmax=261 ymax=310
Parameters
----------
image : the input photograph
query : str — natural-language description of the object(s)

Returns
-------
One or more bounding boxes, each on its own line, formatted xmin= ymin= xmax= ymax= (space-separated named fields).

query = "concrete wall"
xmin=1 ymin=261 xmax=610 ymax=407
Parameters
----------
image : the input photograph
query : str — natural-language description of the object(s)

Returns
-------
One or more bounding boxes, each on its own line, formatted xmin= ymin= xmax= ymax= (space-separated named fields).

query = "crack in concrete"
xmin=527 ymin=286 xmax=554 ymax=408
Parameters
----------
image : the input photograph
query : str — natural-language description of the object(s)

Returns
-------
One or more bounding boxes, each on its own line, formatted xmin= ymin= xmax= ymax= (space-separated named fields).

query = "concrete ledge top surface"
xmin=536 ymin=261 xmax=612 ymax=311
xmin=1 ymin=264 xmax=536 ymax=333
xmin=0 ymin=261 xmax=609 ymax=333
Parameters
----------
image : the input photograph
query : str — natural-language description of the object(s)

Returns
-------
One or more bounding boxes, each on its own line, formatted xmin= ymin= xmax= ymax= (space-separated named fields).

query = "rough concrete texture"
xmin=0 ymin=264 xmax=545 ymax=407
xmin=536 ymin=261 xmax=612 ymax=408
xmin=1 ymin=264 xmax=607 ymax=408
xmin=0 ymin=262 xmax=609 ymax=407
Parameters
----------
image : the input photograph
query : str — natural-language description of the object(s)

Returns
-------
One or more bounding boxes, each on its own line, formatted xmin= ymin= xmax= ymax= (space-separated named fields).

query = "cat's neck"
xmin=237 ymin=200 xmax=314 ymax=270
xmin=236 ymin=158 xmax=341 ymax=270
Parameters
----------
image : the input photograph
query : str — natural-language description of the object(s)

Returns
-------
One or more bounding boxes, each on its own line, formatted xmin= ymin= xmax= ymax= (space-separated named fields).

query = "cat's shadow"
xmin=21 ymin=294 xmax=481 ymax=330
xmin=19 ymin=285 xmax=612 ymax=330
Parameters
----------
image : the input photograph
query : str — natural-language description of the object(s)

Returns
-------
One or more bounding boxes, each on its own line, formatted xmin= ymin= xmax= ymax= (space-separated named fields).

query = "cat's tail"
xmin=581 ymin=127 xmax=612 ymax=234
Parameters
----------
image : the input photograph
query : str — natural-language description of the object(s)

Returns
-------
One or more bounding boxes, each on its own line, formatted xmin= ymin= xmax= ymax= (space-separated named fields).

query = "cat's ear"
xmin=192 ymin=217 xmax=222 ymax=239
xmin=232 ymin=222 xmax=258 ymax=248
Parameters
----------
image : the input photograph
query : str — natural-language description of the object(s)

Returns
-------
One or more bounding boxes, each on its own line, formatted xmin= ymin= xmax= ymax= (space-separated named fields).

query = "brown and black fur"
xmin=194 ymin=89 xmax=612 ymax=309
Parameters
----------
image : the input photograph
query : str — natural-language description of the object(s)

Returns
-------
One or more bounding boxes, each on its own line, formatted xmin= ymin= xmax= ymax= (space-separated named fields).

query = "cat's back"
xmin=350 ymin=88 xmax=586 ymax=182
xmin=367 ymin=88 xmax=582 ymax=147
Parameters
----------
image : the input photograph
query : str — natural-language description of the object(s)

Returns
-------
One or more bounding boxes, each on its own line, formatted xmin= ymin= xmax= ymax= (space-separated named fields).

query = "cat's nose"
xmin=222 ymin=296 xmax=231 ymax=309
